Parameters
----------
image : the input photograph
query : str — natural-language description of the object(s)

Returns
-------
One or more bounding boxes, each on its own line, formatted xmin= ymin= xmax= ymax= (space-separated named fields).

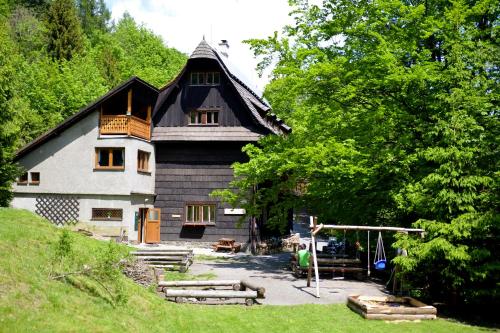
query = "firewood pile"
xmin=122 ymin=259 xmax=155 ymax=287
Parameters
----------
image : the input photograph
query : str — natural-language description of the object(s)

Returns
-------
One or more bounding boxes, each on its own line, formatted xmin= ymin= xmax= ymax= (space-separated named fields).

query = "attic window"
xmin=190 ymin=72 xmax=220 ymax=85
xmin=189 ymin=110 xmax=219 ymax=125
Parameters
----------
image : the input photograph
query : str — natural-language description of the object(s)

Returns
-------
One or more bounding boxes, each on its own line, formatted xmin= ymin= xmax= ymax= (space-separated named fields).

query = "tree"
xmin=217 ymin=0 xmax=499 ymax=306
xmin=0 ymin=19 xmax=21 ymax=206
xmin=45 ymin=0 xmax=83 ymax=61
xmin=77 ymin=0 xmax=110 ymax=37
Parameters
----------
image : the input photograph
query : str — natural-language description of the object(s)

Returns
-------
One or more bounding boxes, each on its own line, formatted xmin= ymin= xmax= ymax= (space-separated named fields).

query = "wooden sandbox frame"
xmin=347 ymin=295 xmax=437 ymax=320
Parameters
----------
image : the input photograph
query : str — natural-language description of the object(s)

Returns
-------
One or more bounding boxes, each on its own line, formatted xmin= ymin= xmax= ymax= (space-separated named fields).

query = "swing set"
xmin=308 ymin=217 xmax=425 ymax=298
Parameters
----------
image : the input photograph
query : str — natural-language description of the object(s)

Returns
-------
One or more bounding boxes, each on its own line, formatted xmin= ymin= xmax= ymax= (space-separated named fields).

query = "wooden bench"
xmin=290 ymin=253 xmax=364 ymax=280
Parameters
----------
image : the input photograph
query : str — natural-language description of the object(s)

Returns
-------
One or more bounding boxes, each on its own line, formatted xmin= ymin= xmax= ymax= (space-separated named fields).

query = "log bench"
xmin=161 ymin=279 xmax=265 ymax=306
xmin=290 ymin=253 xmax=364 ymax=280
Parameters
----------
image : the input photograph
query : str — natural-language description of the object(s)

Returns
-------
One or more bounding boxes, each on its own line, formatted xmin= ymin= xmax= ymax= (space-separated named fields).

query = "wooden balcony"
xmin=100 ymin=114 xmax=151 ymax=141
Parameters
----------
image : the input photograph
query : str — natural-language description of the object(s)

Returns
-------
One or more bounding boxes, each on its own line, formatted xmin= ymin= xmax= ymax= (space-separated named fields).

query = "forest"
xmin=0 ymin=0 xmax=498 ymax=311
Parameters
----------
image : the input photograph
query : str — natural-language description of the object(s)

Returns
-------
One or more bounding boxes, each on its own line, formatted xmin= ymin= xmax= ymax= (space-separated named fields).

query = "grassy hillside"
xmin=0 ymin=208 xmax=488 ymax=333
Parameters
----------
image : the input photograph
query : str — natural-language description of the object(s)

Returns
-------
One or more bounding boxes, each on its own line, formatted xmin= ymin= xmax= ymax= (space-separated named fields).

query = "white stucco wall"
xmin=12 ymin=111 xmax=155 ymax=196
xmin=11 ymin=110 xmax=157 ymax=240
xmin=11 ymin=193 xmax=154 ymax=241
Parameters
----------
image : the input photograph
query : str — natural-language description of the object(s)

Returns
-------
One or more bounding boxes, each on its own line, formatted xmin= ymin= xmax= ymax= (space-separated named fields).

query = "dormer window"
xmin=189 ymin=110 xmax=219 ymax=125
xmin=190 ymin=72 xmax=220 ymax=85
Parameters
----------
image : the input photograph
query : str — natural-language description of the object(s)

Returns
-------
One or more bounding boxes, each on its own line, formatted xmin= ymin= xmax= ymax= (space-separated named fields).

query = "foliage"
xmin=0 ymin=208 xmax=490 ymax=332
xmin=215 ymin=0 xmax=500 ymax=306
xmin=0 ymin=19 xmax=21 ymax=206
xmin=50 ymin=227 xmax=130 ymax=306
xmin=45 ymin=0 xmax=84 ymax=61
xmin=76 ymin=0 xmax=110 ymax=37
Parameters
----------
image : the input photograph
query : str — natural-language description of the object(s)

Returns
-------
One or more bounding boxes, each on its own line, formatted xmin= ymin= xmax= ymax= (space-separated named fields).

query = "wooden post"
xmin=146 ymin=104 xmax=151 ymax=140
xmin=310 ymin=216 xmax=320 ymax=298
xmin=367 ymin=230 xmax=371 ymax=277
xmin=127 ymin=89 xmax=132 ymax=115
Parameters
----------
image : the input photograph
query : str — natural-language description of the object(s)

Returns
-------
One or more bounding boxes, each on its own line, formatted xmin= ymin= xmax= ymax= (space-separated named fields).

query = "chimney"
xmin=218 ymin=39 xmax=229 ymax=58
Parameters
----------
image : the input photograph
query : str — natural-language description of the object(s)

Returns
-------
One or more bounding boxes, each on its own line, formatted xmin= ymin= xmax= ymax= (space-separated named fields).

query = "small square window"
xmin=18 ymin=172 xmax=28 ymax=185
xmin=137 ymin=150 xmax=150 ymax=173
xmin=30 ymin=172 xmax=40 ymax=185
xmin=92 ymin=208 xmax=123 ymax=221
xmin=95 ymin=148 xmax=125 ymax=170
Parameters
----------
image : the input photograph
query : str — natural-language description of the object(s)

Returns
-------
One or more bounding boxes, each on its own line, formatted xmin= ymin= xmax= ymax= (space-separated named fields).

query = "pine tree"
xmin=77 ymin=0 xmax=110 ymax=36
xmin=46 ymin=0 xmax=83 ymax=61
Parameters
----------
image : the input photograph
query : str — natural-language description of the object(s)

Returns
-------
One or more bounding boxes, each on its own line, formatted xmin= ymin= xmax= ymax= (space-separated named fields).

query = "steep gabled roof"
xmin=14 ymin=77 xmax=158 ymax=161
xmin=153 ymin=39 xmax=291 ymax=135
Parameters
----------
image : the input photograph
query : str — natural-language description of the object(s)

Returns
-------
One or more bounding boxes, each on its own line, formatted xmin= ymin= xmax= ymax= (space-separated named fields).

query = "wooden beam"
xmin=164 ymin=289 xmax=258 ymax=299
xmin=240 ymin=279 xmax=266 ymax=298
xmin=127 ymin=89 xmax=132 ymax=115
xmin=313 ymin=225 xmax=424 ymax=233
xmin=310 ymin=216 xmax=320 ymax=298
xmin=159 ymin=280 xmax=240 ymax=288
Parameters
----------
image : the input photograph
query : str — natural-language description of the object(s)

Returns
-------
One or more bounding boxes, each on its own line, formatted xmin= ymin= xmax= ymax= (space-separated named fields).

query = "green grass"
xmin=164 ymin=270 xmax=217 ymax=281
xmin=0 ymin=208 xmax=494 ymax=333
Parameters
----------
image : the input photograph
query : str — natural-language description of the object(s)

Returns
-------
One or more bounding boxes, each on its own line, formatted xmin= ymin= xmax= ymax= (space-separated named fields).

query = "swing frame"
xmin=309 ymin=217 xmax=424 ymax=298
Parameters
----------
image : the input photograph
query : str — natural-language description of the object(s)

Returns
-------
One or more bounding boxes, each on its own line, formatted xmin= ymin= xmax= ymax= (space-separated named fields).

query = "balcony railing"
xmin=100 ymin=115 xmax=151 ymax=141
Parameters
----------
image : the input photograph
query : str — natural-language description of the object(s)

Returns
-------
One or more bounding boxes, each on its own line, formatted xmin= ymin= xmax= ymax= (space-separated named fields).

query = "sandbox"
xmin=347 ymin=295 xmax=437 ymax=320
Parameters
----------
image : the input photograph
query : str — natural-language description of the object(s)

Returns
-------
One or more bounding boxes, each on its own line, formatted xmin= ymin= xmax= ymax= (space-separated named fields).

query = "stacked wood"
xmin=122 ymin=260 xmax=155 ymax=287
xmin=347 ymin=295 xmax=437 ymax=320
xmin=161 ymin=279 xmax=265 ymax=306
xmin=131 ymin=248 xmax=193 ymax=272
xmin=290 ymin=253 xmax=364 ymax=280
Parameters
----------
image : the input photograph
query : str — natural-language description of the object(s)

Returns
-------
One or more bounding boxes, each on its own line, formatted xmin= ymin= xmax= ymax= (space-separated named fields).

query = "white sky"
xmin=104 ymin=0 xmax=295 ymax=93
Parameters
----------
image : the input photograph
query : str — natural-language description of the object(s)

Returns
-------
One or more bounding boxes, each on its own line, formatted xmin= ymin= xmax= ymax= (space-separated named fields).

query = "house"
xmin=11 ymin=39 xmax=290 ymax=244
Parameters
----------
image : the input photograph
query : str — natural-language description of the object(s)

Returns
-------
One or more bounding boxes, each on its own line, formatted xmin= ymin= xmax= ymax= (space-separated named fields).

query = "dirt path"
xmin=189 ymin=252 xmax=388 ymax=305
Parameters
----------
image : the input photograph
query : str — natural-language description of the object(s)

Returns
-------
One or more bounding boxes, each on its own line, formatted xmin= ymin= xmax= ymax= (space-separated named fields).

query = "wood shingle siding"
xmin=154 ymin=142 xmax=250 ymax=242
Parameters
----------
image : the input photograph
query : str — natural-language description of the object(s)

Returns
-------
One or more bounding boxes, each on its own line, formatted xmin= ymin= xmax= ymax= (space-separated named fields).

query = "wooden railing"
xmin=100 ymin=114 xmax=151 ymax=140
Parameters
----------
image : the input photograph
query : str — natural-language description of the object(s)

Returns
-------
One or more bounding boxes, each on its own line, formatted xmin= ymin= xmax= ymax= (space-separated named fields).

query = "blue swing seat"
xmin=374 ymin=259 xmax=386 ymax=270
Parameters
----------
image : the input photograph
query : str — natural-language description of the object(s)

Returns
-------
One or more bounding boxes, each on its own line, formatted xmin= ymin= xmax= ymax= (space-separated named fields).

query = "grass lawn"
xmin=0 ymin=208 xmax=494 ymax=333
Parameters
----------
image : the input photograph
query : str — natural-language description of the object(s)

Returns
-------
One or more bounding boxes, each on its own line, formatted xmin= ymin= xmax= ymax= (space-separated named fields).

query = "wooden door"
xmin=145 ymin=208 xmax=161 ymax=243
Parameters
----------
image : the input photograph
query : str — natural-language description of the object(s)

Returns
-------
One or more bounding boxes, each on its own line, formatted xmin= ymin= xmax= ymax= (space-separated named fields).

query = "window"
xmin=92 ymin=208 xmax=123 ymax=221
xmin=30 ymin=172 xmax=40 ymax=185
xmin=190 ymin=72 xmax=220 ymax=85
xmin=137 ymin=150 xmax=150 ymax=173
xmin=17 ymin=172 xmax=28 ymax=185
xmin=95 ymin=148 xmax=125 ymax=170
xmin=185 ymin=204 xmax=216 ymax=224
xmin=189 ymin=110 xmax=219 ymax=125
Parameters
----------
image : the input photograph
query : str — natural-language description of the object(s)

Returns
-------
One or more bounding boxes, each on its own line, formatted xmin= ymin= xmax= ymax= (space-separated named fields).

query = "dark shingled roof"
xmin=14 ymin=77 xmax=158 ymax=161
xmin=154 ymin=39 xmax=291 ymax=135
xmin=190 ymin=38 xmax=218 ymax=60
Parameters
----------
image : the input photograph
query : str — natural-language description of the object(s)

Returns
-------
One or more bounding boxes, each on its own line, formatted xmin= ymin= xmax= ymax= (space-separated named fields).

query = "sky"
xmin=104 ymin=0 xmax=295 ymax=93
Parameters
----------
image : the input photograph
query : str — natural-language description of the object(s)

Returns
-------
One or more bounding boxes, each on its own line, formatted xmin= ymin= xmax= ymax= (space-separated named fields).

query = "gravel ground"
xmin=188 ymin=252 xmax=388 ymax=305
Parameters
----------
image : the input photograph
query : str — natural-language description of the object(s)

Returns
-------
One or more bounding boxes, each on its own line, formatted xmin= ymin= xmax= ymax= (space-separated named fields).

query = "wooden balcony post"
xmin=127 ymin=89 xmax=132 ymax=115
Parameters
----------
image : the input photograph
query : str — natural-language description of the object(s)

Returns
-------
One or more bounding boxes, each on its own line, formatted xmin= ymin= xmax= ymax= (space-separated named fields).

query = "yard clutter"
xmin=131 ymin=248 xmax=193 ymax=272
xmin=159 ymin=279 xmax=265 ymax=306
